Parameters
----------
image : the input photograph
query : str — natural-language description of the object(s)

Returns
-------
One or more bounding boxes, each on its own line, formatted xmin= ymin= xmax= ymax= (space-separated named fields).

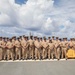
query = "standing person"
xmin=62 ymin=38 xmax=68 ymax=60
xmin=21 ymin=36 xmax=26 ymax=60
xmin=15 ymin=38 xmax=21 ymax=60
xmin=19 ymin=36 xmax=22 ymax=59
xmin=42 ymin=38 xmax=48 ymax=59
xmin=2 ymin=37 xmax=7 ymax=60
xmin=6 ymin=38 xmax=10 ymax=60
xmin=12 ymin=36 xmax=16 ymax=60
xmin=28 ymin=36 xmax=34 ymax=59
xmin=25 ymin=36 xmax=30 ymax=59
xmin=69 ymin=38 xmax=74 ymax=49
xmin=72 ymin=38 xmax=75 ymax=50
xmin=55 ymin=37 xmax=61 ymax=60
xmin=34 ymin=37 xmax=41 ymax=60
xmin=48 ymin=40 xmax=55 ymax=60
xmin=21 ymin=36 xmax=28 ymax=60
xmin=59 ymin=38 xmax=63 ymax=59
xmin=46 ymin=37 xmax=51 ymax=59
xmin=44 ymin=37 xmax=48 ymax=59
xmin=39 ymin=37 xmax=43 ymax=59
xmin=37 ymin=38 xmax=42 ymax=60
xmin=51 ymin=36 xmax=57 ymax=58
xmin=6 ymin=39 xmax=14 ymax=60
xmin=0 ymin=37 xmax=3 ymax=61
xmin=65 ymin=38 xmax=69 ymax=60
xmin=33 ymin=36 xmax=37 ymax=59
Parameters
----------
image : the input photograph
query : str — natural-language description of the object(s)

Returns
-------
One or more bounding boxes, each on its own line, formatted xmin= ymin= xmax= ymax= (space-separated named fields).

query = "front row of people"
xmin=0 ymin=36 xmax=75 ymax=61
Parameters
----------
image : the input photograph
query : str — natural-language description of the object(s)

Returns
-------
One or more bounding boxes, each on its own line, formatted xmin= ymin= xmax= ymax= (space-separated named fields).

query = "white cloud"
xmin=0 ymin=0 xmax=75 ymax=38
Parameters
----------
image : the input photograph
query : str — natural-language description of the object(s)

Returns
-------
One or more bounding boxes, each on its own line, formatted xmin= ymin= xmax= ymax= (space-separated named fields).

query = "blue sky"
xmin=15 ymin=0 xmax=27 ymax=4
xmin=15 ymin=0 xmax=60 ymax=5
xmin=0 ymin=0 xmax=75 ymax=38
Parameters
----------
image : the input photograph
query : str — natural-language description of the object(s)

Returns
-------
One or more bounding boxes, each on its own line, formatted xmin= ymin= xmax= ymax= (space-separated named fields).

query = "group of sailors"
xmin=0 ymin=35 xmax=75 ymax=61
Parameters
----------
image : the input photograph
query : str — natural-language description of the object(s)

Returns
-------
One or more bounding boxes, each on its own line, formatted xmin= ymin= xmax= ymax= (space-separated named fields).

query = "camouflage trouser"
xmin=15 ymin=47 xmax=21 ymax=60
xmin=62 ymin=47 xmax=67 ymax=59
xmin=0 ymin=48 xmax=2 ymax=60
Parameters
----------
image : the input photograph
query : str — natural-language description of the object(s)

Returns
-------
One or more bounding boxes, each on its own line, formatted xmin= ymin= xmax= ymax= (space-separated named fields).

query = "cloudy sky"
xmin=0 ymin=0 xmax=75 ymax=38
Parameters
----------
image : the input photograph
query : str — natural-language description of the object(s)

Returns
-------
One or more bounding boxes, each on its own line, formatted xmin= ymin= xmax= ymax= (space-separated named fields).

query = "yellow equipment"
xmin=66 ymin=49 xmax=75 ymax=58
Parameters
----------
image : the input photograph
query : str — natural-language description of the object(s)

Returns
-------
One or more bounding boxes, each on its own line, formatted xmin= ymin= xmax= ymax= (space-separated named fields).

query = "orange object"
xmin=66 ymin=49 xmax=75 ymax=58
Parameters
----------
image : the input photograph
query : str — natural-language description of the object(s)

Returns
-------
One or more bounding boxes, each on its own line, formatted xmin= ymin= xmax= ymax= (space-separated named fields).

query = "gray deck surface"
xmin=0 ymin=59 xmax=75 ymax=75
